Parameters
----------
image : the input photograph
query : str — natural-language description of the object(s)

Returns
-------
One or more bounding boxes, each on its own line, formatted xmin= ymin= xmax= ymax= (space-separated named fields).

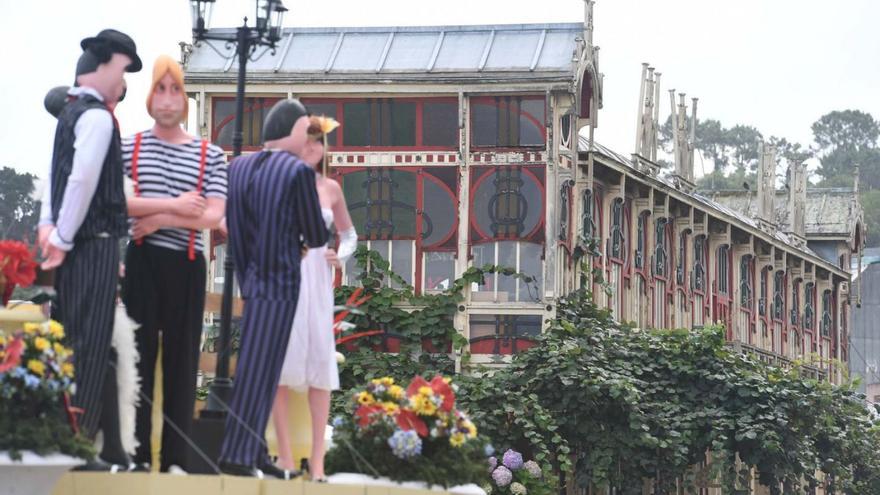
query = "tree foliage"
xmin=456 ymin=287 xmax=880 ymax=494
xmin=0 ymin=167 xmax=38 ymax=242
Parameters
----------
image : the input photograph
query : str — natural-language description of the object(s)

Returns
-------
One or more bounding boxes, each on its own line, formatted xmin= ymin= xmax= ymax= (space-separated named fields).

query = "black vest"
xmin=50 ymin=94 xmax=127 ymax=241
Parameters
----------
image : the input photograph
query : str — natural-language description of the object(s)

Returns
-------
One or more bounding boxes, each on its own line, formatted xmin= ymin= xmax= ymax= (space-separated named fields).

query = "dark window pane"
xmin=391 ymin=240 xmax=414 ymax=287
xmin=472 ymin=102 xmax=498 ymax=146
xmin=425 ymin=252 xmax=455 ymax=292
xmin=519 ymin=98 xmax=546 ymax=146
xmin=519 ymin=242 xmax=543 ymax=301
xmin=422 ymin=177 xmax=457 ymax=247
xmin=305 ymin=102 xmax=337 ymax=146
xmin=213 ymin=97 xmax=279 ymax=148
xmin=423 ymin=102 xmax=458 ymax=147
xmin=390 ymin=101 xmax=416 ymax=146
xmin=343 ymin=102 xmax=370 ymax=146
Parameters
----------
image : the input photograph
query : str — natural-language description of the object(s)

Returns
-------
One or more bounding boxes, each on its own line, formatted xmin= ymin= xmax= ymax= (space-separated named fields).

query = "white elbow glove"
xmin=337 ymin=226 xmax=358 ymax=264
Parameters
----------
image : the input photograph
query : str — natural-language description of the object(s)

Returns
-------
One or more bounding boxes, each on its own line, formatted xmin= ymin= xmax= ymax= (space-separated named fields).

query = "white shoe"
xmin=167 ymin=465 xmax=187 ymax=476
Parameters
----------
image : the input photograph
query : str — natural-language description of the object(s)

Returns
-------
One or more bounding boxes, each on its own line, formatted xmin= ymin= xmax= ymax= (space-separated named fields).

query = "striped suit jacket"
xmin=226 ymin=150 xmax=328 ymax=301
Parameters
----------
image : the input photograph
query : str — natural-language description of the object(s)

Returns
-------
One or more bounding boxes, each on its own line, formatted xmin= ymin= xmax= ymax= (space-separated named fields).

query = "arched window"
xmin=581 ymin=189 xmax=595 ymax=241
xmin=821 ymin=289 xmax=832 ymax=337
xmin=610 ymin=198 xmax=626 ymax=260
xmin=559 ymin=181 xmax=571 ymax=242
xmin=717 ymin=245 xmax=730 ymax=295
xmin=804 ymin=282 xmax=815 ymax=330
xmin=653 ymin=218 xmax=669 ymax=277
xmin=635 ymin=213 xmax=647 ymax=269
xmin=740 ymin=255 xmax=753 ymax=309
xmin=773 ymin=271 xmax=785 ymax=320
xmin=676 ymin=231 xmax=687 ymax=286
xmin=790 ymin=281 xmax=800 ymax=326
xmin=759 ymin=267 xmax=768 ymax=317
xmin=692 ymin=235 xmax=706 ymax=292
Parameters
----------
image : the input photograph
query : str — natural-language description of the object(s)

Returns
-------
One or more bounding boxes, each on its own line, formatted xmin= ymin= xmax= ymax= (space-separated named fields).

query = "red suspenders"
xmin=131 ymin=132 xmax=207 ymax=261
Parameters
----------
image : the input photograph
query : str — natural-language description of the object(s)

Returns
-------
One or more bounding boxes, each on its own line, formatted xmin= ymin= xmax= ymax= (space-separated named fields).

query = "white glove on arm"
xmin=337 ymin=226 xmax=358 ymax=264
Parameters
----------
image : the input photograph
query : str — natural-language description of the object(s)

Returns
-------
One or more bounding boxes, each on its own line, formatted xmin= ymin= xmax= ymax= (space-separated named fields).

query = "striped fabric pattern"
xmin=54 ymin=237 xmax=120 ymax=438
xmin=225 ymin=150 xmax=328 ymax=301
xmin=219 ymin=150 xmax=328 ymax=466
xmin=121 ymin=130 xmax=227 ymax=253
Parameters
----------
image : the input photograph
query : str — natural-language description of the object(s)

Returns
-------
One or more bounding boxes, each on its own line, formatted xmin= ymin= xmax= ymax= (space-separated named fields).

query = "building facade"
xmin=183 ymin=6 xmax=860 ymax=374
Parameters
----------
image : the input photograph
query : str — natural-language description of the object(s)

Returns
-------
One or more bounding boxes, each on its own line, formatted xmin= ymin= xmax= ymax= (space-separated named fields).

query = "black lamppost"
xmin=190 ymin=0 xmax=287 ymax=416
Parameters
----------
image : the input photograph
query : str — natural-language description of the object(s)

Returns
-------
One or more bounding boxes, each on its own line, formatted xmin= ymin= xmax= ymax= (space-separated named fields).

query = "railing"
xmin=730 ymin=341 xmax=828 ymax=381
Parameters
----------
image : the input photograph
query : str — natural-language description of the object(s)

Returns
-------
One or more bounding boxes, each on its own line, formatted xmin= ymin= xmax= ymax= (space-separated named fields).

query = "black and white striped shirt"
xmin=121 ymin=130 xmax=227 ymax=253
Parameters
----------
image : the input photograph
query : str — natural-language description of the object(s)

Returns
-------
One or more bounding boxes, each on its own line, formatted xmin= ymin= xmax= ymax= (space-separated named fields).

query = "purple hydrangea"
xmin=491 ymin=466 xmax=513 ymax=487
xmin=502 ymin=449 xmax=524 ymax=470
xmin=487 ymin=456 xmax=498 ymax=472
xmin=524 ymin=460 xmax=542 ymax=478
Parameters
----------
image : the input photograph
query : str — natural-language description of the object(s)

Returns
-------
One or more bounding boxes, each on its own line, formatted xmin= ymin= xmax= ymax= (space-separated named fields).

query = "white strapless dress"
xmin=278 ymin=207 xmax=339 ymax=391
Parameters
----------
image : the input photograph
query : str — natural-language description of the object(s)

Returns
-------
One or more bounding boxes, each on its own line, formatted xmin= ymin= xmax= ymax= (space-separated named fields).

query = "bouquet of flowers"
xmin=484 ymin=449 xmax=554 ymax=495
xmin=0 ymin=320 xmax=93 ymax=460
xmin=326 ymin=374 xmax=489 ymax=487
xmin=0 ymin=240 xmax=38 ymax=306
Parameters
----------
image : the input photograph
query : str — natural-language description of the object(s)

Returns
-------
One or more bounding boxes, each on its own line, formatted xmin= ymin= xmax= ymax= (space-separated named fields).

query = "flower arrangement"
xmin=0 ymin=320 xmax=93 ymax=460
xmin=484 ymin=449 xmax=554 ymax=495
xmin=326 ymin=374 xmax=489 ymax=487
xmin=0 ymin=240 xmax=38 ymax=306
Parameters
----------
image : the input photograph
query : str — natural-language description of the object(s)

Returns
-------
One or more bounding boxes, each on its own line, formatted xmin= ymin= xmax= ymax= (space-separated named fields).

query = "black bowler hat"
xmin=80 ymin=29 xmax=142 ymax=72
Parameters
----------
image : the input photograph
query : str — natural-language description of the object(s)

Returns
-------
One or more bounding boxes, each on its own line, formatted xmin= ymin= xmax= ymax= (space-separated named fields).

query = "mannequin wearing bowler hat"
xmin=37 ymin=28 xmax=141 ymax=470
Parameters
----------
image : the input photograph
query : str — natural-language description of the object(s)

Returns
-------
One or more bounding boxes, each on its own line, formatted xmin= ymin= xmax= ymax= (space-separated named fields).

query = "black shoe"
xmin=257 ymin=461 xmax=301 ymax=480
xmin=219 ymin=461 xmax=263 ymax=478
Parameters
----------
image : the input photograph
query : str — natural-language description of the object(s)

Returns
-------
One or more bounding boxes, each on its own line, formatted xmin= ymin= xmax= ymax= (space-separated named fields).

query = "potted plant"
xmin=325 ymin=374 xmax=489 ymax=491
xmin=0 ymin=319 xmax=93 ymax=494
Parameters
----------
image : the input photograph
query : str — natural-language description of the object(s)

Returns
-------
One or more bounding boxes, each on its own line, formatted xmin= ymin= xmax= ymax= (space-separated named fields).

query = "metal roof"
xmin=184 ymin=23 xmax=584 ymax=83
xmin=579 ymin=137 xmax=837 ymax=266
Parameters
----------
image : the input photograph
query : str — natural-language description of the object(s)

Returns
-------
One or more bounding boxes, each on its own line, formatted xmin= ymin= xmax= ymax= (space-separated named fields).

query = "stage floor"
xmin=51 ymin=472 xmax=453 ymax=495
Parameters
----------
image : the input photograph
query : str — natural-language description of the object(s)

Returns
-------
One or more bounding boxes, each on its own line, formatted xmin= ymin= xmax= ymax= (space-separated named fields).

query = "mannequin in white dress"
xmin=272 ymin=116 xmax=356 ymax=479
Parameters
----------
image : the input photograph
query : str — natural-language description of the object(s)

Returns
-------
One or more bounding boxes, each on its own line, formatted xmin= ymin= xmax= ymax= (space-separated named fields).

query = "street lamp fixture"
xmin=189 ymin=0 xmax=286 ymax=417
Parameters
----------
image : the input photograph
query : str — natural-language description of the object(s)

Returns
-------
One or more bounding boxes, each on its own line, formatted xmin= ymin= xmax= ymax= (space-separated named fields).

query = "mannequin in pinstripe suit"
xmin=218 ymin=99 xmax=328 ymax=479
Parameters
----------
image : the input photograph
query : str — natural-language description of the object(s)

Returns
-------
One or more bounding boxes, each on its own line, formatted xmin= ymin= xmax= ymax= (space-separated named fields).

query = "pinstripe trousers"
xmin=54 ymin=237 xmax=120 ymax=439
xmin=219 ymin=298 xmax=298 ymax=466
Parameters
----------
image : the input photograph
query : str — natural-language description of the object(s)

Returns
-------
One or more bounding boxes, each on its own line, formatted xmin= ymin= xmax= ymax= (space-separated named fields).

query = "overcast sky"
xmin=1 ymin=0 xmax=878 ymax=179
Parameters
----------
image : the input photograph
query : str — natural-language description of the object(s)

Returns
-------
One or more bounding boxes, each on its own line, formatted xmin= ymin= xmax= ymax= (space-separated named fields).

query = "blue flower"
xmin=502 ymin=449 xmax=524 ymax=470
xmin=387 ymin=429 xmax=422 ymax=459
xmin=23 ymin=375 xmax=40 ymax=390
xmin=331 ymin=415 xmax=344 ymax=428
xmin=10 ymin=366 xmax=26 ymax=379
xmin=484 ymin=443 xmax=495 ymax=457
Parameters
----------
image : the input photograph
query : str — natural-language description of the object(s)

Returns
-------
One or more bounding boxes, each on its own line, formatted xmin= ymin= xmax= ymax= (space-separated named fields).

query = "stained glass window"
xmin=740 ymin=256 xmax=753 ymax=309
xmin=717 ymin=246 xmax=730 ymax=295
xmin=821 ymin=290 xmax=832 ymax=337
xmin=471 ymin=96 xmax=546 ymax=147
xmin=653 ymin=218 xmax=669 ymax=277
xmin=804 ymin=282 xmax=815 ymax=330
xmin=773 ymin=271 xmax=785 ymax=320
xmin=692 ymin=236 xmax=706 ymax=291
xmin=212 ymin=96 xmax=282 ymax=149
xmin=610 ymin=198 xmax=626 ymax=260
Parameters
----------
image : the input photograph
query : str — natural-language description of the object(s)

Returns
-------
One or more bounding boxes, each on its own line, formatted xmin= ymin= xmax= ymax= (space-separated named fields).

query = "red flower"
xmin=429 ymin=375 xmax=456 ymax=412
xmin=395 ymin=409 xmax=429 ymax=437
xmin=0 ymin=336 xmax=24 ymax=373
xmin=355 ymin=404 xmax=383 ymax=428
xmin=0 ymin=241 xmax=37 ymax=305
xmin=405 ymin=375 xmax=456 ymax=412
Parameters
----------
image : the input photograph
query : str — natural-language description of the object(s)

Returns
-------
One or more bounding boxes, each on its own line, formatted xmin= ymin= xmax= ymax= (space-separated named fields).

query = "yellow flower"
xmin=53 ymin=342 xmax=66 ymax=355
xmin=381 ymin=401 xmax=400 ymax=415
xmin=61 ymin=362 xmax=74 ymax=378
xmin=388 ymin=385 xmax=404 ymax=399
xmin=28 ymin=360 xmax=45 ymax=376
xmin=442 ymin=377 xmax=452 ymax=384
xmin=464 ymin=421 xmax=477 ymax=438
xmin=418 ymin=386 xmax=433 ymax=397
xmin=380 ymin=377 xmax=394 ymax=387
xmin=49 ymin=321 xmax=64 ymax=339
xmin=23 ymin=323 xmax=41 ymax=335
xmin=0 ymin=335 xmax=6 ymax=346
xmin=410 ymin=395 xmax=437 ymax=416
xmin=449 ymin=432 xmax=466 ymax=448
xmin=34 ymin=337 xmax=50 ymax=352
xmin=357 ymin=391 xmax=375 ymax=406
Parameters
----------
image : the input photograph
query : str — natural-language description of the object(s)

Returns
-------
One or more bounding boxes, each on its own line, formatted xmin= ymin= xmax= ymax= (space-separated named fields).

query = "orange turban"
xmin=146 ymin=55 xmax=188 ymax=122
